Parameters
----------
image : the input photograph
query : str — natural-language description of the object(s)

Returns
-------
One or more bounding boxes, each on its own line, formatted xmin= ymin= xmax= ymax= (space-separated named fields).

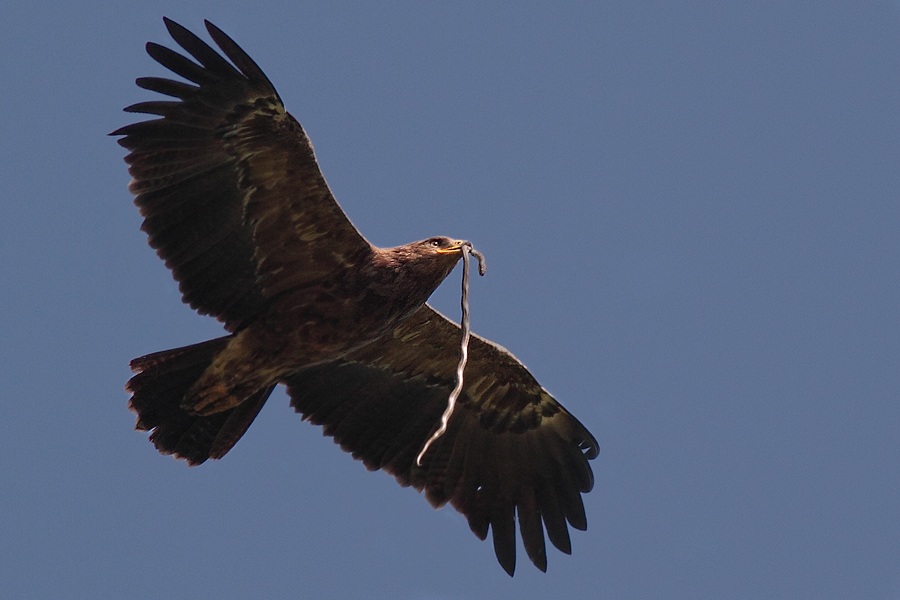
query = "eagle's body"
xmin=184 ymin=241 xmax=466 ymax=415
xmin=115 ymin=18 xmax=598 ymax=576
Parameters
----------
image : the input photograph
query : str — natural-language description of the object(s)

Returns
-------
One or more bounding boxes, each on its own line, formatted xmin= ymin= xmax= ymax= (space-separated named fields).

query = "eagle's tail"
xmin=126 ymin=336 xmax=275 ymax=465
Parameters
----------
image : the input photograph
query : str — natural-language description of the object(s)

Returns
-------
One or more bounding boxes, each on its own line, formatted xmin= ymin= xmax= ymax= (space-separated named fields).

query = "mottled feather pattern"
xmin=113 ymin=18 xmax=370 ymax=329
xmin=125 ymin=338 xmax=276 ymax=465
xmin=285 ymin=304 xmax=597 ymax=574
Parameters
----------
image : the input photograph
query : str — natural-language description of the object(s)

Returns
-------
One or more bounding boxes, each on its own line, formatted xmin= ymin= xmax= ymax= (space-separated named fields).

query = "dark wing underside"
xmin=113 ymin=18 xmax=372 ymax=330
xmin=284 ymin=304 xmax=599 ymax=575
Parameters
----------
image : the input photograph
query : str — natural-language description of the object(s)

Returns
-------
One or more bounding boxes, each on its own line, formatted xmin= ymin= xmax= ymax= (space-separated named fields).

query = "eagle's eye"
xmin=430 ymin=239 xmax=441 ymax=248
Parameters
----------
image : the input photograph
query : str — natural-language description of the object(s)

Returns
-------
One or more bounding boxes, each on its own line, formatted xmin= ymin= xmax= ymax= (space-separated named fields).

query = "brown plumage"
xmin=114 ymin=18 xmax=598 ymax=576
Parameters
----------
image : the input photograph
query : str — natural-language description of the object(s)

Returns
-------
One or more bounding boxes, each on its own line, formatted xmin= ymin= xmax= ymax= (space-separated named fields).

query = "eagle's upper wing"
xmin=113 ymin=19 xmax=371 ymax=331
xmin=284 ymin=304 xmax=598 ymax=575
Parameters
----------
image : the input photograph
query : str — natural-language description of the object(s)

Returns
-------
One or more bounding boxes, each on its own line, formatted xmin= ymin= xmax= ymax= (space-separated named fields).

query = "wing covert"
xmin=113 ymin=18 xmax=371 ymax=330
xmin=284 ymin=304 xmax=598 ymax=575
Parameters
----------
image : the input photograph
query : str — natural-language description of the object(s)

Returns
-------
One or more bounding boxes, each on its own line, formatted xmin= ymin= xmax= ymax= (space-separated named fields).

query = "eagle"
xmin=114 ymin=18 xmax=598 ymax=576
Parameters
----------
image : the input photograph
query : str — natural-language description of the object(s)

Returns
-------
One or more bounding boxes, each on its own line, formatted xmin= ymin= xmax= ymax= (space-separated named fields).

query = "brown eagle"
xmin=114 ymin=18 xmax=598 ymax=576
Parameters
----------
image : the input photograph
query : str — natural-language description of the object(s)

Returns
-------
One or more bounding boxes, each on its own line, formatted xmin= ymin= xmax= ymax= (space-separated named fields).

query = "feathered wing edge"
xmin=112 ymin=18 xmax=372 ymax=330
xmin=111 ymin=18 xmax=279 ymax=329
xmin=284 ymin=305 xmax=598 ymax=575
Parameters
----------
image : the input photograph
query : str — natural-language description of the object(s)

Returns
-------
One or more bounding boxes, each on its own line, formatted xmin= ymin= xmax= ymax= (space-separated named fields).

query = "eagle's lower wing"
xmin=113 ymin=19 xmax=371 ymax=330
xmin=284 ymin=304 xmax=598 ymax=575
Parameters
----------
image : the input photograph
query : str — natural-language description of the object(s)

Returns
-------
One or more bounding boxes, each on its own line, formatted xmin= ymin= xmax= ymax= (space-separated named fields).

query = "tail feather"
xmin=127 ymin=336 xmax=275 ymax=465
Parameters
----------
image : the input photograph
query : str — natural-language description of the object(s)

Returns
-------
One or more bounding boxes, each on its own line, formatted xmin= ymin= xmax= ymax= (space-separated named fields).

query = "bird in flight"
xmin=113 ymin=18 xmax=598 ymax=576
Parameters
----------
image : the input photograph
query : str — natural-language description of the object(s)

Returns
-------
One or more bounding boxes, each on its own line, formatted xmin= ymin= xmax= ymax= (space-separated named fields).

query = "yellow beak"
xmin=436 ymin=240 xmax=465 ymax=254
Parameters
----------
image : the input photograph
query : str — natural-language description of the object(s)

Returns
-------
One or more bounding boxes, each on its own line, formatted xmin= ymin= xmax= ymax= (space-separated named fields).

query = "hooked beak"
xmin=436 ymin=239 xmax=467 ymax=254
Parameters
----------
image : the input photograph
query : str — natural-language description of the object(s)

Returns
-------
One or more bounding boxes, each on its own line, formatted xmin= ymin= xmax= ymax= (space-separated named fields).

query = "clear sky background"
xmin=2 ymin=1 xmax=899 ymax=599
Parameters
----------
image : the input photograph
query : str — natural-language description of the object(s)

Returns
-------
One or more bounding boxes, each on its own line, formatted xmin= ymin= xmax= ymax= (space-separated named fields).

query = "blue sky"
xmin=2 ymin=1 xmax=899 ymax=598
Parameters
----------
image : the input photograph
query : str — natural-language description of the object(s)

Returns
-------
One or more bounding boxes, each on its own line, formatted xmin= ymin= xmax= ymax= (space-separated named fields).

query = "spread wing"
xmin=113 ymin=18 xmax=371 ymax=330
xmin=284 ymin=304 xmax=599 ymax=575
